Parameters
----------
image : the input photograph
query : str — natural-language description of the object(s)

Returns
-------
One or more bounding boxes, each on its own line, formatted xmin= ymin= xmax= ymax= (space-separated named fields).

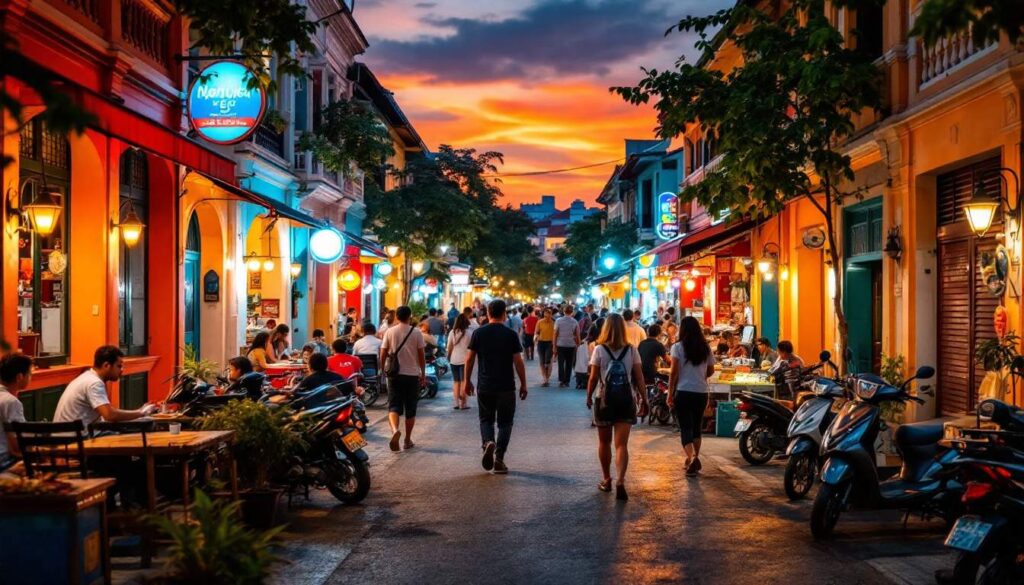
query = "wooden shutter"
xmin=938 ymin=239 xmax=971 ymax=414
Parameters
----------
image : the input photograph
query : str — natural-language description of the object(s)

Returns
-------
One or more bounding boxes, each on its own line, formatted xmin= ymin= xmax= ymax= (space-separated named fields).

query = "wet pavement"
xmin=272 ymin=363 xmax=953 ymax=585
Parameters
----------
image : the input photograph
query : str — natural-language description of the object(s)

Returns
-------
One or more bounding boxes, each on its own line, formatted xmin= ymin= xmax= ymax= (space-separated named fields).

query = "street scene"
xmin=1 ymin=1 xmax=1024 ymax=584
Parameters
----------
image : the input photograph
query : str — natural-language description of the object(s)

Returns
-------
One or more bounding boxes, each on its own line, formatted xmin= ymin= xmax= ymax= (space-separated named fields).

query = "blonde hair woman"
xmin=586 ymin=313 xmax=648 ymax=500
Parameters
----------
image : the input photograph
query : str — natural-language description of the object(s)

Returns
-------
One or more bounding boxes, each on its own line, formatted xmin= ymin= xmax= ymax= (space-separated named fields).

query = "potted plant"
xmin=975 ymin=332 xmax=1021 ymax=402
xmin=261 ymin=108 xmax=288 ymax=134
xmin=877 ymin=355 xmax=906 ymax=457
xmin=150 ymin=489 xmax=282 ymax=584
xmin=180 ymin=344 xmax=220 ymax=384
xmin=199 ymin=401 xmax=303 ymax=528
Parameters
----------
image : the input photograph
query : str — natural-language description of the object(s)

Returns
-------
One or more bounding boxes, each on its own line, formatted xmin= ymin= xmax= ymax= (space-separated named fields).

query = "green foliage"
xmin=614 ymin=0 xmax=885 ymax=369
xmin=553 ymin=213 xmax=637 ymax=296
xmin=975 ymin=332 xmax=1021 ymax=372
xmin=199 ymin=401 xmax=303 ymax=489
xmin=181 ymin=345 xmax=221 ymax=384
xmin=408 ymin=300 xmax=430 ymax=320
xmin=911 ymin=0 xmax=1023 ymax=47
xmin=297 ymin=100 xmax=395 ymax=182
xmin=464 ymin=206 xmax=550 ymax=298
xmin=151 ymin=489 xmax=283 ymax=585
xmin=262 ymin=109 xmax=287 ymax=134
xmin=879 ymin=354 xmax=906 ymax=424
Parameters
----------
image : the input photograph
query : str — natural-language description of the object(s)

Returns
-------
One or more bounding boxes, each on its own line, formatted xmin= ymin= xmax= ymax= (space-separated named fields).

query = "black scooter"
xmin=811 ymin=365 xmax=963 ymax=539
xmin=164 ymin=371 xmax=266 ymax=417
xmin=734 ymin=352 xmax=829 ymax=465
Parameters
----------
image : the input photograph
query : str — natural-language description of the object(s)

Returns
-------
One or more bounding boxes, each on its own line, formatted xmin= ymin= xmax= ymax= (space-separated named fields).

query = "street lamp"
xmin=114 ymin=204 xmax=145 ymax=248
xmin=439 ymin=244 xmax=450 ymax=255
xmin=757 ymin=242 xmax=781 ymax=275
xmin=602 ymin=256 xmax=617 ymax=271
xmin=963 ymin=169 xmax=1021 ymax=237
xmin=385 ymin=245 xmax=401 ymax=258
xmin=23 ymin=188 xmax=63 ymax=237
xmin=290 ymin=262 xmax=302 ymax=278
xmin=411 ymin=260 xmax=426 ymax=274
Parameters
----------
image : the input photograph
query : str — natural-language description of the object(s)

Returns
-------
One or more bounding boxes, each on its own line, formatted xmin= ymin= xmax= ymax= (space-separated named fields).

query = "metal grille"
xmin=19 ymin=123 xmax=35 ymax=159
xmin=41 ymin=127 xmax=69 ymax=169
xmin=120 ymin=149 xmax=148 ymax=193
xmin=121 ymin=0 xmax=169 ymax=64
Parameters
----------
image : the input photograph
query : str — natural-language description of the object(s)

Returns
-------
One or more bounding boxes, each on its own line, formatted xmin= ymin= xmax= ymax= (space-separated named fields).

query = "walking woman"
xmin=534 ymin=308 xmax=556 ymax=387
xmin=667 ymin=316 xmax=716 ymax=476
xmin=586 ymin=313 xmax=648 ymax=500
xmin=246 ymin=331 xmax=273 ymax=372
xmin=446 ymin=314 xmax=473 ymax=410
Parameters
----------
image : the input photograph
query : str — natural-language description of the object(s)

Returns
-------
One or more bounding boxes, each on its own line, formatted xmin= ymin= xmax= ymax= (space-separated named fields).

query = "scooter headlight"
xmin=855 ymin=379 xmax=882 ymax=400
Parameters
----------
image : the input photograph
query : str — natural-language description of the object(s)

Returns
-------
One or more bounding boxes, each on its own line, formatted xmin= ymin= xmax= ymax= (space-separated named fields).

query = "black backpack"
xmin=601 ymin=345 xmax=633 ymax=409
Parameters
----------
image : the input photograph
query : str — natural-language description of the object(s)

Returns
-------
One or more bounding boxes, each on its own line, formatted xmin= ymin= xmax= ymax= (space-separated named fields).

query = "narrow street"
xmin=272 ymin=366 xmax=952 ymax=585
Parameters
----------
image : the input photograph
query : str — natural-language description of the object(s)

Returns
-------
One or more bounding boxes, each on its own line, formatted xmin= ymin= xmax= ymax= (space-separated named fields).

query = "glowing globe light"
xmin=337 ymin=269 xmax=361 ymax=291
xmin=309 ymin=228 xmax=345 ymax=264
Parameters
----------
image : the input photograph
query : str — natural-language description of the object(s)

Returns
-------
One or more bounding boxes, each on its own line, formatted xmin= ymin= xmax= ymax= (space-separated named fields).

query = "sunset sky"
xmin=355 ymin=0 xmax=732 ymax=209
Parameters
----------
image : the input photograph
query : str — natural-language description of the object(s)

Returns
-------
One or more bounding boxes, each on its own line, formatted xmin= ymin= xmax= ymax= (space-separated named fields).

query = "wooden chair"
xmin=9 ymin=420 xmax=88 ymax=479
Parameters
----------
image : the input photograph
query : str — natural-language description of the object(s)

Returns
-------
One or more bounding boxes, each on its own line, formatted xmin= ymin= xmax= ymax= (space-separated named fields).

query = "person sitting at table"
xmin=774 ymin=340 xmax=804 ymax=370
xmin=753 ymin=337 xmax=778 ymax=367
xmin=294 ymin=353 xmax=362 ymax=397
xmin=714 ymin=341 xmax=730 ymax=359
xmin=723 ymin=331 xmax=749 ymax=359
xmin=269 ymin=323 xmax=291 ymax=361
xmin=352 ymin=324 xmax=383 ymax=357
xmin=327 ymin=338 xmax=364 ymax=379
xmin=0 ymin=353 xmax=32 ymax=473
xmin=54 ymin=345 xmax=156 ymax=428
xmin=246 ymin=332 xmax=273 ymax=372
xmin=308 ymin=329 xmax=331 ymax=356
xmin=299 ymin=343 xmax=317 ymax=363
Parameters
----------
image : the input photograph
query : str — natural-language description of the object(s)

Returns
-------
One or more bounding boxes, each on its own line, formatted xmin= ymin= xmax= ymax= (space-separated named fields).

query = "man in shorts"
xmin=379 ymin=306 xmax=426 ymax=452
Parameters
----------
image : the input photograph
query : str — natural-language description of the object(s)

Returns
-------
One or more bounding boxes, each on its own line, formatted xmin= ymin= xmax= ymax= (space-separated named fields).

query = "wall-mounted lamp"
xmin=290 ymin=262 xmax=302 ymax=278
xmin=262 ymin=258 xmax=275 ymax=272
xmin=385 ymin=245 xmax=401 ymax=258
xmin=883 ymin=226 xmax=902 ymax=261
xmin=963 ymin=168 xmax=1021 ymax=237
xmin=111 ymin=200 xmax=146 ymax=248
xmin=6 ymin=183 xmax=64 ymax=237
xmin=757 ymin=242 xmax=781 ymax=277
xmin=411 ymin=260 xmax=426 ymax=274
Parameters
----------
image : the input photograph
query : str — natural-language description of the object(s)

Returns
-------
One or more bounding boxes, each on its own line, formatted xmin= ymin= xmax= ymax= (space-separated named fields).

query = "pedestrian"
xmin=578 ymin=303 xmax=594 ymax=341
xmin=246 ymin=331 xmax=273 ymax=372
xmin=638 ymin=323 xmax=668 ymax=386
xmin=378 ymin=310 xmax=396 ymax=337
xmin=586 ymin=314 xmax=648 ymax=500
xmin=0 ymin=353 xmax=32 ymax=472
xmin=447 ymin=314 xmax=474 ymax=410
xmin=554 ymin=305 xmax=580 ymax=387
xmin=507 ymin=308 xmax=523 ymax=341
xmin=622 ymin=309 xmax=646 ymax=349
xmin=463 ymin=300 xmax=528 ymax=475
xmin=379 ymin=306 xmax=426 ymax=452
xmin=522 ymin=306 xmax=538 ymax=361
xmin=574 ymin=328 xmax=596 ymax=389
xmin=535 ymin=308 xmax=555 ymax=386
xmin=662 ymin=314 xmax=679 ymax=346
xmin=667 ymin=316 xmax=716 ymax=477
xmin=54 ymin=346 xmax=156 ymax=427
xmin=427 ymin=309 xmax=447 ymax=350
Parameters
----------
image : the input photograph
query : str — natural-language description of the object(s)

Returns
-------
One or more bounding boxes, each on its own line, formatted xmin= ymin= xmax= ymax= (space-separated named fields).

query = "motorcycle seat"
xmin=896 ymin=422 xmax=944 ymax=446
xmin=878 ymin=478 xmax=941 ymax=501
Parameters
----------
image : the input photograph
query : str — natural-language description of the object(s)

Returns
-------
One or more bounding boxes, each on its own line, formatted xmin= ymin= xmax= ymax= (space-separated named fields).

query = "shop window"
xmin=18 ymin=119 xmax=70 ymax=366
xmin=853 ymin=2 xmax=884 ymax=62
xmin=640 ymin=179 xmax=654 ymax=229
xmin=119 ymin=149 xmax=149 ymax=356
xmin=845 ymin=201 xmax=882 ymax=258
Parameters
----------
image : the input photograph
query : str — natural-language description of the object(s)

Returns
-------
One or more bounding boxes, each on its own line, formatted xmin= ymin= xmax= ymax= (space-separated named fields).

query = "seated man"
xmin=327 ymin=338 xmax=364 ymax=379
xmin=0 ymin=353 xmax=32 ymax=473
xmin=308 ymin=329 xmax=331 ymax=356
xmin=54 ymin=345 xmax=156 ymax=427
xmin=352 ymin=324 xmax=383 ymax=357
xmin=775 ymin=340 xmax=804 ymax=370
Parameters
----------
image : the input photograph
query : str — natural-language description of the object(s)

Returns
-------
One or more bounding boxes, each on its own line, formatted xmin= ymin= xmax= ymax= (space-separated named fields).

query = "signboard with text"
xmin=187 ymin=61 xmax=267 ymax=145
xmin=656 ymin=192 xmax=679 ymax=240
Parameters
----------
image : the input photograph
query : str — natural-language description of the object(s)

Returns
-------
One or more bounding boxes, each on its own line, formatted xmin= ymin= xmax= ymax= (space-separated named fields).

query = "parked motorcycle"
xmin=734 ymin=351 xmax=829 ymax=465
xmin=164 ymin=372 xmax=267 ymax=417
xmin=783 ymin=367 xmax=848 ymax=499
xmin=280 ymin=392 xmax=372 ymax=504
xmin=420 ymin=358 xmax=441 ymax=399
xmin=935 ymin=399 xmax=1024 ymax=585
xmin=647 ymin=375 xmax=674 ymax=426
xmin=810 ymin=365 xmax=963 ymax=539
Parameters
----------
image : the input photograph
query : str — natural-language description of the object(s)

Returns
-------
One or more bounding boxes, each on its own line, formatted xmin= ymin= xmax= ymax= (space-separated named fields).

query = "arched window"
xmin=183 ymin=213 xmax=202 ymax=353
xmin=119 ymin=148 xmax=149 ymax=355
xmin=18 ymin=119 xmax=70 ymax=365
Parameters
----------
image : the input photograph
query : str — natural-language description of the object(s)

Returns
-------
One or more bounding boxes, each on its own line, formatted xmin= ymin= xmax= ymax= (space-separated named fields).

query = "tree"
xmin=554 ymin=212 xmax=637 ymax=298
xmin=615 ymin=0 xmax=884 ymax=369
xmin=911 ymin=0 xmax=1023 ymax=47
xmin=297 ymin=100 xmax=395 ymax=183
xmin=464 ymin=206 xmax=550 ymax=298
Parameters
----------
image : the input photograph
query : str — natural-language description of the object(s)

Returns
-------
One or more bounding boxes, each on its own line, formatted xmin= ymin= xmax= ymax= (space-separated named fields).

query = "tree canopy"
xmin=297 ymin=100 xmax=395 ymax=183
xmin=911 ymin=0 xmax=1023 ymax=47
xmin=553 ymin=213 xmax=637 ymax=298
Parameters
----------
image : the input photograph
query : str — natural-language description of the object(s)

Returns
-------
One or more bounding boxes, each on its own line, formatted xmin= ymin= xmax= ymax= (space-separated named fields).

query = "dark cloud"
xmin=365 ymin=0 xmax=709 ymax=83
xmin=412 ymin=2 xmax=437 ymax=7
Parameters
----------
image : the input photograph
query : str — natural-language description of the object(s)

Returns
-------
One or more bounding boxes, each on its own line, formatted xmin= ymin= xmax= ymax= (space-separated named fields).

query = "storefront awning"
xmin=591 ymin=268 xmax=630 ymax=285
xmin=675 ymin=218 xmax=754 ymax=262
xmin=344 ymin=231 xmax=386 ymax=258
xmin=195 ymin=172 xmax=326 ymax=229
xmin=649 ymin=236 xmax=685 ymax=267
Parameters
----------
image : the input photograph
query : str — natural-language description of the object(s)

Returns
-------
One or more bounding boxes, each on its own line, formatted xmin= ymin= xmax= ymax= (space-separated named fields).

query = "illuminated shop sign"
xmin=187 ymin=61 xmax=267 ymax=145
xmin=656 ymin=192 xmax=679 ymax=240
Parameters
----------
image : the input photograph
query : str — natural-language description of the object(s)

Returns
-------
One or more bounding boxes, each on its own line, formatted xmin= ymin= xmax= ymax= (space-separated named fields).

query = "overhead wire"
xmin=481 ymin=157 xmax=625 ymax=178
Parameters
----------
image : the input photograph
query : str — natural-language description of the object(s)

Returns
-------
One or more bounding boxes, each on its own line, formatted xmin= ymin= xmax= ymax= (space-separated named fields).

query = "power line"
xmin=482 ymin=157 xmax=625 ymax=178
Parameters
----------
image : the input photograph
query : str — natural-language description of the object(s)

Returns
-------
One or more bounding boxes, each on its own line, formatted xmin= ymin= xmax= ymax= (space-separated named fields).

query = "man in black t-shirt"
xmin=637 ymin=323 xmax=668 ymax=385
xmin=464 ymin=299 xmax=528 ymax=475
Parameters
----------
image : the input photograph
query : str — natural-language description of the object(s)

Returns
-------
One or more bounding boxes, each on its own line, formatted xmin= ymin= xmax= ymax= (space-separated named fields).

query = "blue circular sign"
xmin=309 ymin=228 xmax=345 ymax=264
xmin=187 ymin=61 xmax=267 ymax=145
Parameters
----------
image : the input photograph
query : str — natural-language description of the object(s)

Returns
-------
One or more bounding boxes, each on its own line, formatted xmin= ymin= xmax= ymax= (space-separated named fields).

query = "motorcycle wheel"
xmin=655 ymin=403 xmax=672 ymax=425
xmin=810 ymin=480 xmax=849 ymax=540
xmin=738 ymin=423 xmax=775 ymax=465
xmin=935 ymin=552 xmax=982 ymax=585
xmin=428 ymin=382 xmax=439 ymax=398
xmin=783 ymin=452 xmax=816 ymax=500
xmin=362 ymin=385 xmax=380 ymax=407
xmin=979 ymin=552 xmax=1024 ymax=585
xmin=326 ymin=455 xmax=371 ymax=504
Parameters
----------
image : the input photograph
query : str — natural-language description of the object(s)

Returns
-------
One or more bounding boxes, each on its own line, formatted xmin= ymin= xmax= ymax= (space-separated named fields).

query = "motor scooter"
xmin=647 ymin=374 xmax=674 ymax=426
xmin=783 ymin=362 xmax=847 ymax=499
xmin=164 ymin=371 xmax=267 ymax=417
xmin=811 ymin=365 xmax=963 ymax=539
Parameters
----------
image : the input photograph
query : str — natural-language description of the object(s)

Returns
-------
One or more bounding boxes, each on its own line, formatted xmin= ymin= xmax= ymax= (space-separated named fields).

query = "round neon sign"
xmin=309 ymin=228 xmax=345 ymax=264
xmin=187 ymin=61 xmax=267 ymax=145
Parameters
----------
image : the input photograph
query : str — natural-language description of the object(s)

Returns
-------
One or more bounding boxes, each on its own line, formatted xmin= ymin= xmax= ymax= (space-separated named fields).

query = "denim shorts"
xmin=451 ymin=364 xmax=466 ymax=382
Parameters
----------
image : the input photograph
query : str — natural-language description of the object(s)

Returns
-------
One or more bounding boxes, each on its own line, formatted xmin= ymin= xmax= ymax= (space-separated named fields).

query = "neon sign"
xmin=656 ymin=192 xmax=679 ymax=240
xmin=187 ymin=61 xmax=267 ymax=145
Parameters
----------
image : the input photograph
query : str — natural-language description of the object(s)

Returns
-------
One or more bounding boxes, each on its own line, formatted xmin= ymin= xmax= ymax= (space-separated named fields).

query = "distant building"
xmin=520 ymin=197 xmax=599 ymax=263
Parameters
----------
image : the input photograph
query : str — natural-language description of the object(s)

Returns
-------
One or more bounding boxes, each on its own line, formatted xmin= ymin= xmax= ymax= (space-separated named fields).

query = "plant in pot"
xmin=876 ymin=354 xmax=906 ymax=455
xmin=150 ymin=488 xmax=282 ymax=584
xmin=199 ymin=400 xmax=303 ymax=528
xmin=975 ymin=332 xmax=1021 ymax=402
xmin=180 ymin=344 xmax=220 ymax=384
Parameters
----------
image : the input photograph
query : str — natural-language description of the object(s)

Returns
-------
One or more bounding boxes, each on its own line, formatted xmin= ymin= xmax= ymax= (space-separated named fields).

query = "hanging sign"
xmin=656 ymin=192 xmax=679 ymax=240
xmin=309 ymin=228 xmax=345 ymax=264
xmin=187 ymin=61 xmax=267 ymax=145
xmin=203 ymin=269 xmax=220 ymax=302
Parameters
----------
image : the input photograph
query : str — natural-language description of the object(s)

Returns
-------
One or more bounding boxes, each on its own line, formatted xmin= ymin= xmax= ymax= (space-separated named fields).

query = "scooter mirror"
xmin=915 ymin=366 xmax=936 ymax=379
xmin=819 ymin=350 xmax=832 ymax=362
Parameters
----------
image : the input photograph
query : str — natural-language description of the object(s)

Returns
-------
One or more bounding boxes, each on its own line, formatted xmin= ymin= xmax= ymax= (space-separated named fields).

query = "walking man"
xmin=427 ymin=309 xmax=447 ymax=350
xmin=464 ymin=300 xmax=528 ymax=474
xmin=554 ymin=304 xmax=581 ymax=387
xmin=379 ymin=306 xmax=426 ymax=452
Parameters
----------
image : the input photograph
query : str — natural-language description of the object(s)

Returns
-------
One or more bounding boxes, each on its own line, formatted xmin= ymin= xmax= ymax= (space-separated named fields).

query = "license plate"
xmin=945 ymin=516 xmax=993 ymax=552
xmin=341 ymin=430 xmax=367 ymax=452
xmin=734 ymin=419 xmax=752 ymax=433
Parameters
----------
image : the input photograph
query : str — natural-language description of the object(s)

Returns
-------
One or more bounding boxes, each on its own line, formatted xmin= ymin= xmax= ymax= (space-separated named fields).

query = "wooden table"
xmin=0 ymin=478 xmax=115 ymax=584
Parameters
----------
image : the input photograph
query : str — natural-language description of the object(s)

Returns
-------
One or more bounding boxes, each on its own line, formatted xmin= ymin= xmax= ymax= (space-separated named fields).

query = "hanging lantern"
xmin=246 ymin=253 xmax=262 ymax=272
xmin=638 ymin=254 xmax=656 ymax=268
xmin=24 ymin=188 xmax=62 ymax=237
xmin=637 ymin=278 xmax=651 ymax=292
xmin=684 ymin=278 xmax=696 ymax=292
xmin=385 ymin=245 xmax=401 ymax=258
xmin=376 ymin=261 xmax=394 ymax=276
xmin=337 ymin=269 xmax=362 ymax=291
xmin=670 ymin=277 xmax=682 ymax=289
xmin=117 ymin=206 xmax=145 ymax=248
xmin=411 ymin=260 xmax=426 ymax=274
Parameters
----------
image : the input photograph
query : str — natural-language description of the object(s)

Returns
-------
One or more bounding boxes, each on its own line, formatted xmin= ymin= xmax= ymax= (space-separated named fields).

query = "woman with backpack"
xmin=586 ymin=313 xmax=648 ymax=501
xmin=667 ymin=316 xmax=717 ymax=476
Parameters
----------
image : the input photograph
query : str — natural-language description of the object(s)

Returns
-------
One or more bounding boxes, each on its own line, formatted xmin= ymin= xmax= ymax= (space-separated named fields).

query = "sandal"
xmin=404 ymin=441 xmax=416 ymax=450
xmin=615 ymin=483 xmax=628 ymax=501
xmin=598 ymin=479 xmax=612 ymax=493
xmin=389 ymin=431 xmax=401 ymax=452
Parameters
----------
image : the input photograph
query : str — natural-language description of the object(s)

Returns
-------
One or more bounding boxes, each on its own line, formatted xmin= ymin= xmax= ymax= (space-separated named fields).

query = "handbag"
xmin=384 ymin=326 xmax=415 ymax=378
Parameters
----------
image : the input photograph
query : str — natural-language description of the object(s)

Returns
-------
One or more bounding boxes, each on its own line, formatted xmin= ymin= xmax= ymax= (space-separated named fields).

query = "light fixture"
xmin=246 ymin=253 xmax=262 ymax=272
xmin=602 ymin=256 xmax=617 ymax=270
xmin=385 ymin=245 xmax=401 ymax=258
xmin=508 ymin=280 xmax=516 ymax=286
xmin=764 ymin=270 xmax=775 ymax=282
xmin=963 ymin=170 xmax=1021 ymax=238
xmin=337 ymin=269 xmax=361 ymax=291
xmin=290 ymin=262 xmax=302 ymax=278
xmin=638 ymin=254 xmax=655 ymax=268
xmin=670 ymin=277 xmax=682 ymax=289
xmin=780 ymin=265 xmax=790 ymax=281
xmin=23 ymin=187 xmax=63 ymax=237
xmin=309 ymin=227 xmax=345 ymax=264
xmin=757 ymin=242 xmax=781 ymax=275
xmin=439 ymin=244 xmax=450 ymax=255
xmin=883 ymin=226 xmax=903 ymax=260
xmin=376 ymin=261 xmax=394 ymax=276
xmin=112 ymin=201 xmax=146 ymax=248
xmin=684 ymin=278 xmax=696 ymax=292
xmin=262 ymin=258 xmax=275 ymax=272
xmin=411 ymin=260 xmax=425 ymax=274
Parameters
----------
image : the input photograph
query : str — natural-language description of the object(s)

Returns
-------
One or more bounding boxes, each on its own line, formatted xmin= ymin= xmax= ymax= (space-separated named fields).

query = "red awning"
xmin=674 ymin=218 xmax=754 ymax=264
xmin=648 ymin=236 xmax=683 ymax=267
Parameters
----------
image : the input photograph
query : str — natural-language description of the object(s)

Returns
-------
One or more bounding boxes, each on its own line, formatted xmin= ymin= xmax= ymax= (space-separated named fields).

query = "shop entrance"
xmin=184 ymin=213 xmax=201 ymax=353
xmin=843 ymin=199 xmax=883 ymax=374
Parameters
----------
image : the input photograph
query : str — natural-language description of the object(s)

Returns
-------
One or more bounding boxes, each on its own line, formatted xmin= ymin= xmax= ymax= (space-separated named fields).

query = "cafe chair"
xmin=9 ymin=420 xmax=88 ymax=479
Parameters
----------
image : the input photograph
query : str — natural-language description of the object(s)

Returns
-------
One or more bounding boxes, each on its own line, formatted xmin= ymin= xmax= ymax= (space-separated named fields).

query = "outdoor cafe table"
xmin=82 ymin=430 xmax=237 ymax=518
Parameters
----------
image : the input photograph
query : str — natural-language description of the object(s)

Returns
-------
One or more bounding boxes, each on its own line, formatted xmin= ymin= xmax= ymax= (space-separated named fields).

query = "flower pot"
xmin=238 ymin=488 xmax=284 ymax=529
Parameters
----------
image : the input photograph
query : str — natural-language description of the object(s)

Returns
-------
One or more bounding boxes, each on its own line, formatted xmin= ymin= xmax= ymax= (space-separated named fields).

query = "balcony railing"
xmin=293 ymin=148 xmax=343 ymax=188
xmin=251 ymin=123 xmax=285 ymax=158
xmin=62 ymin=0 xmax=100 ymax=24
xmin=121 ymin=0 xmax=170 ymax=65
xmin=919 ymin=29 xmax=996 ymax=88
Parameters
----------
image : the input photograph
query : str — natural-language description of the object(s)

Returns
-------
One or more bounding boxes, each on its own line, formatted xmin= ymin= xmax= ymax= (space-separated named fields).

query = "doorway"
xmin=845 ymin=261 xmax=882 ymax=374
xmin=184 ymin=213 xmax=201 ymax=353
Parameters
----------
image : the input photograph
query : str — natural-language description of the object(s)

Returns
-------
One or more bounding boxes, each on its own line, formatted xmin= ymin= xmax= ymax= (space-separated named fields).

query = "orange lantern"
xmin=337 ymin=269 xmax=362 ymax=291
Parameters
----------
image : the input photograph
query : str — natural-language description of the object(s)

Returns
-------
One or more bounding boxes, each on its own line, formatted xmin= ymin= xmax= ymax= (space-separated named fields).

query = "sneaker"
xmin=492 ymin=459 xmax=508 ymax=474
xmin=481 ymin=441 xmax=496 ymax=471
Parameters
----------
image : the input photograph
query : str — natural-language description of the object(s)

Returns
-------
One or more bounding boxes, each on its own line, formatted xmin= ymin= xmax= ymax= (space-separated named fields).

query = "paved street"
xmin=271 ymin=365 xmax=954 ymax=585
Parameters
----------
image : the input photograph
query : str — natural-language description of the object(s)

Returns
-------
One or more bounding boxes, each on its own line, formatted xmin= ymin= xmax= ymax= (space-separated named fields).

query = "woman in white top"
xmin=668 ymin=316 xmax=716 ymax=477
xmin=446 ymin=314 xmax=473 ymax=410
xmin=586 ymin=313 xmax=648 ymax=501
